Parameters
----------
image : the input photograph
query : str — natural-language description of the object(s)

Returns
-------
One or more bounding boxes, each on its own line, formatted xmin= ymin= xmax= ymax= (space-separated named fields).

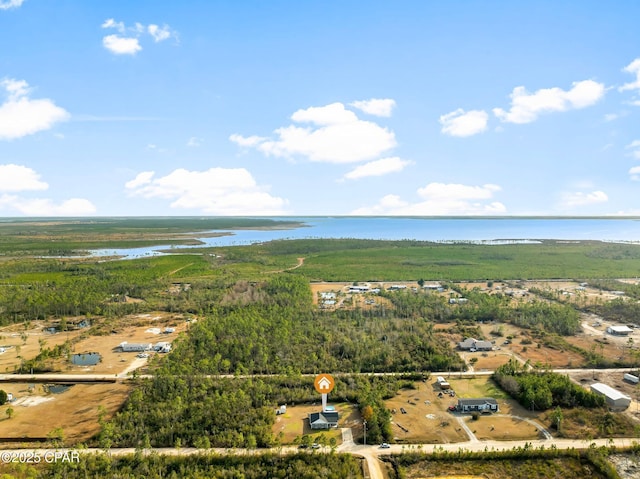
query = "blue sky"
xmin=1 ymin=0 xmax=640 ymax=216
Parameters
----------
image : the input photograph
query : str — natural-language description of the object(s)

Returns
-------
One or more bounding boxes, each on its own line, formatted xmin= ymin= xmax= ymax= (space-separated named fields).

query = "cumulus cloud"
xmin=560 ymin=190 xmax=608 ymax=207
xmin=148 ymin=24 xmax=172 ymax=42
xmin=125 ymin=167 xmax=288 ymax=215
xmin=101 ymin=18 xmax=175 ymax=55
xmin=620 ymin=58 xmax=640 ymax=94
xmin=351 ymin=183 xmax=506 ymax=215
xmin=102 ymin=34 xmax=141 ymax=55
xmin=630 ymin=166 xmax=640 ymax=181
xmin=0 ymin=0 xmax=24 ymax=10
xmin=626 ymin=140 xmax=640 ymax=160
xmin=493 ymin=80 xmax=605 ymax=124
xmin=439 ymin=109 xmax=488 ymax=137
xmin=0 ymin=196 xmax=96 ymax=216
xmin=0 ymin=79 xmax=69 ymax=140
xmin=101 ymin=18 xmax=125 ymax=33
xmin=125 ymin=171 xmax=154 ymax=189
xmin=231 ymin=102 xmax=396 ymax=164
xmin=0 ymin=164 xmax=48 ymax=192
xmin=343 ymin=157 xmax=412 ymax=180
xmin=0 ymin=164 xmax=95 ymax=215
xmin=229 ymin=134 xmax=267 ymax=147
xmin=350 ymin=98 xmax=396 ymax=117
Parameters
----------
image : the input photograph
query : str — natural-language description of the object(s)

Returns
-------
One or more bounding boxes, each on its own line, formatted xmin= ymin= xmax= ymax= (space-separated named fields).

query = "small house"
xmin=457 ymin=398 xmax=498 ymax=413
xmin=308 ymin=411 xmax=340 ymax=429
xmin=624 ymin=373 xmax=639 ymax=384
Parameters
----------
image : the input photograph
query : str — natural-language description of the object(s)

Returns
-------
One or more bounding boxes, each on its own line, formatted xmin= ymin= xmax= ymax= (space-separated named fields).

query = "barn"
xmin=590 ymin=383 xmax=631 ymax=410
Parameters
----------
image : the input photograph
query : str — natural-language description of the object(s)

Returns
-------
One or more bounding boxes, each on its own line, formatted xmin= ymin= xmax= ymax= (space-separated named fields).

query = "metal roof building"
xmin=590 ymin=383 xmax=631 ymax=410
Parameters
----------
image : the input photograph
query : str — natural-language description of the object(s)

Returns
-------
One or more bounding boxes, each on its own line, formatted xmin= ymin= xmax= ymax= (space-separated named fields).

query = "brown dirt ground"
xmin=272 ymin=403 xmax=356 ymax=444
xmin=0 ymin=325 xmax=83 ymax=373
xmin=385 ymin=377 xmax=543 ymax=443
xmin=469 ymin=415 xmax=545 ymax=441
xmin=0 ymin=382 xmax=131 ymax=444
xmin=64 ymin=313 xmax=188 ymax=374
xmin=0 ymin=312 xmax=188 ymax=375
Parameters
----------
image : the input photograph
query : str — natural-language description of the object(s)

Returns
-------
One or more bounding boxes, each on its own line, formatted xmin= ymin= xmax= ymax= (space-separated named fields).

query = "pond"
xmin=71 ymin=352 xmax=101 ymax=366
xmin=47 ymin=384 xmax=74 ymax=394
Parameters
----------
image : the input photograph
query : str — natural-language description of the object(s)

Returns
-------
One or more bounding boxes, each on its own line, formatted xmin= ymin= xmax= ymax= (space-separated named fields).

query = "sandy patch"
xmin=13 ymin=396 xmax=54 ymax=407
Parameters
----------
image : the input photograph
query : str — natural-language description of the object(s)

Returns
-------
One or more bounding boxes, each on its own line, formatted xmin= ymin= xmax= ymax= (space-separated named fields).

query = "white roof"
xmin=591 ymin=382 xmax=631 ymax=401
xmin=608 ymin=325 xmax=633 ymax=333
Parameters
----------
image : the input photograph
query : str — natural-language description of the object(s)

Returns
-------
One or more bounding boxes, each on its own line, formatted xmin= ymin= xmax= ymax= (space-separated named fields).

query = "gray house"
xmin=308 ymin=411 xmax=340 ymax=429
xmin=457 ymin=398 xmax=498 ymax=413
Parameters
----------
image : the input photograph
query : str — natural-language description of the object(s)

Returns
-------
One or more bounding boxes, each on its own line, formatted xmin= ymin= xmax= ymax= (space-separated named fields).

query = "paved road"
xmin=3 ymin=367 xmax=640 ymax=383
xmin=4 ymin=437 xmax=640 ymax=479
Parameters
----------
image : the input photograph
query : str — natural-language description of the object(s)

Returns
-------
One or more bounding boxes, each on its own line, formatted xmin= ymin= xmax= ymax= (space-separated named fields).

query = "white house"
xmin=120 ymin=342 xmax=153 ymax=352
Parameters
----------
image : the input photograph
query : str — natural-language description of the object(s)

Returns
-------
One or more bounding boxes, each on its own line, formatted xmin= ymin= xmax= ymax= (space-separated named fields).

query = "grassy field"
xmin=208 ymin=239 xmax=640 ymax=281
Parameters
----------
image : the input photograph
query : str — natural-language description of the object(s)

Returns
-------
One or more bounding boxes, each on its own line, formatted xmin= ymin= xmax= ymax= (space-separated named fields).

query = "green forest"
xmin=1 ymin=452 xmax=364 ymax=479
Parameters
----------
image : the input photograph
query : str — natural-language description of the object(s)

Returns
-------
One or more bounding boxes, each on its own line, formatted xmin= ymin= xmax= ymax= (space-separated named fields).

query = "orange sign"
xmin=314 ymin=374 xmax=335 ymax=394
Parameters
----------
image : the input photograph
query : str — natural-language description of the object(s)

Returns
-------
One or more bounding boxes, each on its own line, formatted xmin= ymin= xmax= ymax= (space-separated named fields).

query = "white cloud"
xmin=101 ymin=18 xmax=125 ymax=33
xmin=101 ymin=19 xmax=176 ymax=55
xmin=0 ymin=164 xmax=95 ymax=215
xmin=0 ymin=195 xmax=96 ymax=216
xmin=343 ymin=157 xmax=412 ymax=180
xmin=629 ymin=166 xmax=640 ymax=181
xmin=627 ymin=140 xmax=640 ymax=160
xmin=0 ymin=79 xmax=69 ymax=140
xmin=291 ymin=102 xmax=358 ymax=125
xmin=439 ymin=109 xmax=488 ymax=137
xmin=417 ymin=183 xmax=501 ymax=200
xmin=493 ymin=80 xmax=605 ymax=124
xmin=125 ymin=171 xmax=154 ymax=189
xmin=350 ymin=98 xmax=396 ymax=117
xmin=125 ymin=167 xmax=288 ymax=215
xmin=0 ymin=164 xmax=48 ymax=192
xmin=604 ymin=113 xmax=618 ymax=122
xmin=351 ymin=183 xmax=506 ymax=215
xmin=102 ymin=34 xmax=142 ymax=55
xmin=560 ymin=190 xmax=608 ymax=207
xmin=620 ymin=58 xmax=640 ymax=93
xmin=229 ymin=134 xmax=268 ymax=147
xmin=0 ymin=0 xmax=24 ymax=10
xmin=187 ymin=137 xmax=202 ymax=147
xmin=232 ymin=101 xmax=396 ymax=164
xmin=148 ymin=24 xmax=172 ymax=42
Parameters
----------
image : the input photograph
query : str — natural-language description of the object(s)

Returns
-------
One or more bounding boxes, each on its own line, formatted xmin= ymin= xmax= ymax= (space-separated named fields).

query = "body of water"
xmin=89 ymin=217 xmax=640 ymax=259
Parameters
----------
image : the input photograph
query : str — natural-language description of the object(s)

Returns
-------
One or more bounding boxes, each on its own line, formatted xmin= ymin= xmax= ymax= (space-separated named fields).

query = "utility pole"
xmin=363 ymin=419 xmax=367 ymax=446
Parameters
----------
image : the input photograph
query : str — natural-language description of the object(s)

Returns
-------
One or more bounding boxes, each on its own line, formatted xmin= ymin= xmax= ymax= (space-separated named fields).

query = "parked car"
xmin=380 ymin=443 xmax=390 ymax=449
xmin=311 ymin=443 xmax=321 ymax=449
xmin=448 ymin=405 xmax=457 ymax=412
